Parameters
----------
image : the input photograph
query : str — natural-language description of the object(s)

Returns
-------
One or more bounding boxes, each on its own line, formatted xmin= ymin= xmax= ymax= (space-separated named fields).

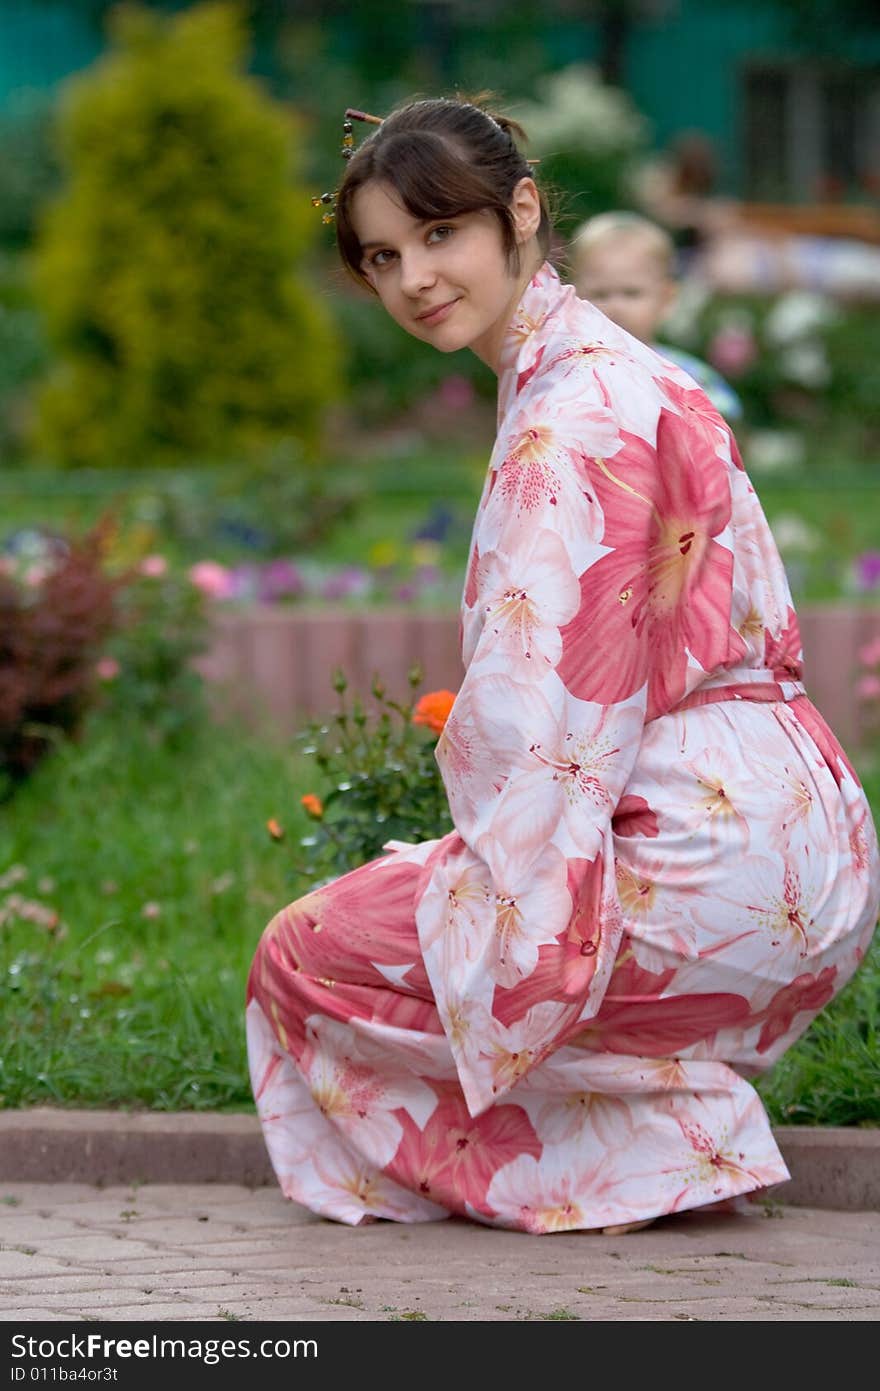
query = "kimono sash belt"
xmin=662 ymin=668 xmax=807 ymax=721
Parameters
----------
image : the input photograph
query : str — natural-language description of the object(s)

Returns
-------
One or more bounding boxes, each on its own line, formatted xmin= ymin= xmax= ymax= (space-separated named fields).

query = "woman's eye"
xmin=371 ymin=250 xmax=395 ymax=267
xmin=428 ymin=225 xmax=454 ymax=243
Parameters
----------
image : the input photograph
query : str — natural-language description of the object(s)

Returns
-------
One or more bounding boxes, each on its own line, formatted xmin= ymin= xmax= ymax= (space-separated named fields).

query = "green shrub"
xmin=30 ymin=0 xmax=340 ymax=470
xmin=0 ymin=519 xmax=125 ymax=793
xmin=291 ymin=667 xmax=454 ymax=887
xmin=331 ymin=286 xmax=496 ymax=425
xmin=149 ymin=442 xmax=364 ymax=560
xmin=822 ymin=305 xmax=880 ymax=449
xmin=98 ymin=554 xmax=211 ymax=745
xmin=513 ymin=65 xmax=650 ymax=235
xmin=666 ymin=288 xmax=880 ymax=454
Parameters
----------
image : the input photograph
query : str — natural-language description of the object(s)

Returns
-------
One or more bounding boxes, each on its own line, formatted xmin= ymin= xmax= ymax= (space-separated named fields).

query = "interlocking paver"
xmin=0 ymin=1309 xmax=81 ymax=1322
xmin=0 ymin=1183 xmax=878 ymax=1321
xmin=0 ymin=1253 xmax=78 ymax=1279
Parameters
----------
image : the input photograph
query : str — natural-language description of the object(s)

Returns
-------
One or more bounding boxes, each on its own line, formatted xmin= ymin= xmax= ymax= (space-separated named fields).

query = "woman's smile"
xmin=416 ymin=297 xmax=461 ymax=326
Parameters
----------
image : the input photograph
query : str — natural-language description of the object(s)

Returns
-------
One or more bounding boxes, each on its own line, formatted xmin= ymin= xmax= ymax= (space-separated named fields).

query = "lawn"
xmin=2 ymin=705 xmax=878 ymax=1124
xmin=1 ymin=710 xmax=303 ymax=1111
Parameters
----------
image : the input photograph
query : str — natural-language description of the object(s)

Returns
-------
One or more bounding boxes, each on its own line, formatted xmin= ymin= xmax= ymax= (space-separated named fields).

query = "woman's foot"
xmin=600 ymin=1218 xmax=656 ymax=1235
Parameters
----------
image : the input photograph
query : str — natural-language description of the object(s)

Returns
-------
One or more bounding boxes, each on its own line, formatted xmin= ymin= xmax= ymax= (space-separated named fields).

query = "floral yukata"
xmin=246 ymin=262 xmax=879 ymax=1233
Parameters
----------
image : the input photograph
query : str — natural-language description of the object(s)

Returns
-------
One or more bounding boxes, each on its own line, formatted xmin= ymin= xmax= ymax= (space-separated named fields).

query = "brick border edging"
xmin=1 ymin=1110 xmax=878 ymax=1211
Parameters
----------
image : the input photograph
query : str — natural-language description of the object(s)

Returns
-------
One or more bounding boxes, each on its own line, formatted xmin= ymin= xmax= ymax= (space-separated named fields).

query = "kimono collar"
xmin=496 ymin=259 xmax=577 ymax=422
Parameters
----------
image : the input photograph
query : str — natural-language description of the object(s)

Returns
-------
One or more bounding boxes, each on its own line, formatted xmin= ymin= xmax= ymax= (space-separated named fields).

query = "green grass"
xmin=1 ymin=710 xmax=310 ymax=1111
xmin=2 ymin=709 xmax=879 ymax=1123
xmin=755 ymin=476 xmax=880 ymax=604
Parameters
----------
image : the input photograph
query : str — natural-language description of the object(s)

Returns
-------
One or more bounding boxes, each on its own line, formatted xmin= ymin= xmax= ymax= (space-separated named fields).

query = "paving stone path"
xmin=2 ymin=1184 xmax=879 ymax=1323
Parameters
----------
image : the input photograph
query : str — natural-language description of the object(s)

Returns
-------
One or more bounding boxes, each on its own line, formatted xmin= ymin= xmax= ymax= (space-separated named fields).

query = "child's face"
xmin=573 ymin=240 xmax=676 ymax=343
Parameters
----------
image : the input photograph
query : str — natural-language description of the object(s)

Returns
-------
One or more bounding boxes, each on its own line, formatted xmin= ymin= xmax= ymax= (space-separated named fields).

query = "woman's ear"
xmin=511 ymin=177 xmax=542 ymax=244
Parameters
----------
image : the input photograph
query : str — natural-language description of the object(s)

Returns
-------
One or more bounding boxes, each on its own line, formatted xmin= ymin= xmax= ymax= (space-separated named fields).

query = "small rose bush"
xmin=277 ymin=667 xmax=455 ymax=887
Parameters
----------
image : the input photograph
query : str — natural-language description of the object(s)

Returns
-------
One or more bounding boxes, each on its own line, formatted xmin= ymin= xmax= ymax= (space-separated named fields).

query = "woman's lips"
xmin=417 ymin=298 xmax=460 ymax=326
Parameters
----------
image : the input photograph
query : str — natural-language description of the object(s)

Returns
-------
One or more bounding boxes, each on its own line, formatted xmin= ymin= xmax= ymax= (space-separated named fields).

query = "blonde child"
xmin=570 ymin=210 xmax=742 ymax=420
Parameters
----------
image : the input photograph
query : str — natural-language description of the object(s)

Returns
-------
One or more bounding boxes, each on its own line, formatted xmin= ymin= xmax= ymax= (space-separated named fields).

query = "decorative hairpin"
xmin=311 ymin=107 xmax=384 ymax=223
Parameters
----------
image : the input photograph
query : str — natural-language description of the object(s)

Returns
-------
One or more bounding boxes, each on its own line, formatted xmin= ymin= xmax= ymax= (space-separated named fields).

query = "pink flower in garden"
xmin=23 ymin=563 xmax=50 ymax=587
xmin=227 ymin=565 xmax=260 ymax=601
xmin=707 ymin=324 xmax=758 ymax=377
xmin=415 ymin=563 xmax=442 ymax=584
xmin=321 ymin=566 xmax=371 ymax=601
xmin=858 ymin=636 xmax=880 ymax=668
xmin=139 ymin=555 xmax=168 ymax=579
xmin=141 ymin=901 xmax=162 ymax=919
xmin=258 ymin=559 xmax=304 ymax=602
xmin=856 ymin=674 xmax=880 ymax=702
xmin=188 ymin=560 xmax=234 ymax=599
xmin=855 ymin=552 xmax=880 ymax=593
xmin=438 ymin=375 xmax=475 ymax=411
xmin=95 ymin=657 xmax=120 ymax=681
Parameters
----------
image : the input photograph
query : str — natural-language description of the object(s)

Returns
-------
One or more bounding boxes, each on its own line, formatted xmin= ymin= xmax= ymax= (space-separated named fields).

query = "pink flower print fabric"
xmin=247 ymin=261 xmax=879 ymax=1232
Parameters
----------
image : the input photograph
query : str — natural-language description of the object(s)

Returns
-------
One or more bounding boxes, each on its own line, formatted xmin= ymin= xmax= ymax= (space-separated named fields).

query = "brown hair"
xmin=335 ymin=97 xmax=553 ymax=290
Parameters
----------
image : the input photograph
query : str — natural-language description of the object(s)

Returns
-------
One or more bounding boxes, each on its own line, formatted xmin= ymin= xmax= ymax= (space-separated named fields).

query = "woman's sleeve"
xmin=414 ymin=351 xmax=740 ymax=1118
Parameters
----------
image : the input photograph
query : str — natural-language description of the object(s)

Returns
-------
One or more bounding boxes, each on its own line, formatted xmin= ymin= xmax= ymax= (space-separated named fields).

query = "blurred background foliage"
xmin=0 ymin=0 xmax=877 ymax=589
xmin=27 ymin=1 xmax=339 ymax=470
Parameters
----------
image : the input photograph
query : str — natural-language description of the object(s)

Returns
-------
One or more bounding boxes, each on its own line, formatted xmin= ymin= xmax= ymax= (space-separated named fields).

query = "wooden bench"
xmin=736 ymin=202 xmax=880 ymax=245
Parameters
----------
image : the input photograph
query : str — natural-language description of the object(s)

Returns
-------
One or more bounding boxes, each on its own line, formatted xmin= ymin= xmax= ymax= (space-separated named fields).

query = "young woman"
xmin=246 ymin=98 xmax=879 ymax=1235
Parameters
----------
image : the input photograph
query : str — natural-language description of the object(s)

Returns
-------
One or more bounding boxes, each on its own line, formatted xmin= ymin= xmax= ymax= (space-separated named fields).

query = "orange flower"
xmin=266 ymin=818 xmax=285 ymax=841
xmin=412 ymin=689 xmax=457 ymax=735
xmin=300 ymin=794 xmax=324 ymax=820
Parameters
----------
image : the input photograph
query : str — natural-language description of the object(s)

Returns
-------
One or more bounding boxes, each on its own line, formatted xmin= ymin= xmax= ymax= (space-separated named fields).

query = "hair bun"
xmin=489 ymin=112 xmax=526 ymax=144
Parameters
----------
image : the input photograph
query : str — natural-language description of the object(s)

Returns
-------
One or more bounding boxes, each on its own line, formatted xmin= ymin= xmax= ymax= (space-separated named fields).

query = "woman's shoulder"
xmin=527 ymin=296 xmax=656 ymax=381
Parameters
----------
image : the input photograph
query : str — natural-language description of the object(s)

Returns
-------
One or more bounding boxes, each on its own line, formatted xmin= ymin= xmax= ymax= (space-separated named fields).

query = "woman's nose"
xmin=399 ymin=249 xmax=437 ymax=297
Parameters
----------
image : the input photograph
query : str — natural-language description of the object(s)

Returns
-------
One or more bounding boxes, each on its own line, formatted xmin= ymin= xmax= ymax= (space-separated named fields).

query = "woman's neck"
xmin=469 ymin=246 xmax=546 ymax=375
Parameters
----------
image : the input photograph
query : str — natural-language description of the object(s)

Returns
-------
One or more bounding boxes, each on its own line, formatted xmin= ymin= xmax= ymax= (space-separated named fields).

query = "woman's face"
xmin=351 ymin=178 xmax=541 ymax=372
